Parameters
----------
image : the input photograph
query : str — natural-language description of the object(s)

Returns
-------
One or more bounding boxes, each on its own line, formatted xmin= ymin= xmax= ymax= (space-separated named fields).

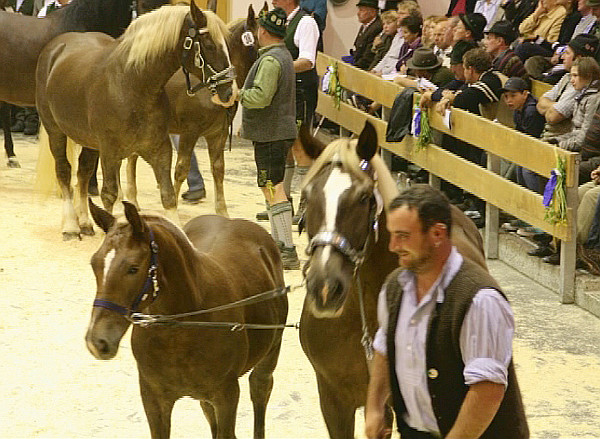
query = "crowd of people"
xmin=338 ymin=0 xmax=600 ymax=274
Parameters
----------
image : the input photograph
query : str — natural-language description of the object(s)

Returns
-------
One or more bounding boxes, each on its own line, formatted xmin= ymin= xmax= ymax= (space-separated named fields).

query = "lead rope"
xmin=355 ymin=271 xmax=374 ymax=365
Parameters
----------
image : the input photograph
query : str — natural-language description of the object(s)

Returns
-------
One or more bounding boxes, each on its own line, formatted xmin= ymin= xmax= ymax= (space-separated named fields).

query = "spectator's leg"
xmin=524 ymin=55 xmax=553 ymax=80
xmin=513 ymin=42 xmax=553 ymax=62
xmin=577 ymin=182 xmax=600 ymax=243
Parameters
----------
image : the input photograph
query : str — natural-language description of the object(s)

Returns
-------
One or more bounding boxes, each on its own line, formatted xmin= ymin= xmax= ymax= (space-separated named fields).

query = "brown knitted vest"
xmin=385 ymin=258 xmax=529 ymax=438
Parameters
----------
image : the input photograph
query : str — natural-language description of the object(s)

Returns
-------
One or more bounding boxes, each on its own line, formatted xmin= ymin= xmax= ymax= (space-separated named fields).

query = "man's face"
xmin=433 ymin=22 xmax=449 ymax=48
xmin=563 ymin=45 xmax=576 ymax=70
xmin=483 ymin=33 xmax=504 ymax=55
xmin=462 ymin=63 xmax=477 ymax=83
xmin=450 ymin=63 xmax=465 ymax=80
xmin=578 ymin=0 xmax=590 ymax=13
xmin=272 ymin=0 xmax=293 ymax=13
xmin=357 ymin=6 xmax=376 ymax=24
xmin=503 ymin=90 xmax=529 ymax=110
xmin=387 ymin=206 xmax=436 ymax=272
xmin=453 ymin=20 xmax=469 ymax=43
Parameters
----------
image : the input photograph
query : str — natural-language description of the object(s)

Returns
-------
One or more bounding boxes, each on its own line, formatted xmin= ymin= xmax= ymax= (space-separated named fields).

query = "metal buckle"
xmin=183 ymin=36 xmax=193 ymax=50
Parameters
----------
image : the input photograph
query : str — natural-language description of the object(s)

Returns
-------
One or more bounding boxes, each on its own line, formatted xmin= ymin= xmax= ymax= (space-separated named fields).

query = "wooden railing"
xmin=315 ymin=52 xmax=579 ymax=303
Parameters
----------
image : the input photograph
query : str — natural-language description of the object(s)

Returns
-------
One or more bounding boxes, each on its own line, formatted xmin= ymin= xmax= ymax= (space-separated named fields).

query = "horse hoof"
xmin=80 ymin=226 xmax=95 ymax=236
xmin=62 ymin=232 xmax=82 ymax=241
xmin=7 ymin=157 xmax=20 ymax=168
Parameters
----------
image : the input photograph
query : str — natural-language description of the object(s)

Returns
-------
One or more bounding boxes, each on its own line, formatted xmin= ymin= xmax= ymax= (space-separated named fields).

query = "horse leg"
xmin=199 ymin=401 xmax=218 ymax=439
xmin=75 ymin=147 xmax=99 ymax=236
xmin=142 ymin=139 xmax=179 ymax=224
xmin=125 ymin=154 xmax=140 ymax=209
xmin=1 ymin=102 xmax=19 ymax=168
xmin=99 ymin=154 xmax=121 ymax=214
xmin=47 ymin=129 xmax=80 ymax=239
xmin=205 ymin=131 xmax=228 ymax=217
xmin=248 ymin=339 xmax=283 ymax=439
xmin=139 ymin=375 xmax=176 ymax=439
xmin=315 ymin=374 xmax=357 ymax=439
xmin=212 ymin=379 xmax=240 ymax=439
xmin=172 ymin=133 xmax=197 ymax=200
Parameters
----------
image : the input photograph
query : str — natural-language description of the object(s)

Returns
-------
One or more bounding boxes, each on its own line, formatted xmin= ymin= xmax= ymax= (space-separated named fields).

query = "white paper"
xmin=443 ymin=109 xmax=452 ymax=130
xmin=381 ymin=73 xmax=405 ymax=81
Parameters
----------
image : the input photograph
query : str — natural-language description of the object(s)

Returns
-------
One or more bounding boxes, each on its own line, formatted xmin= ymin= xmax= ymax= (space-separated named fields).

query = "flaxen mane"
xmin=113 ymin=5 xmax=230 ymax=71
xmin=303 ymin=138 xmax=372 ymax=188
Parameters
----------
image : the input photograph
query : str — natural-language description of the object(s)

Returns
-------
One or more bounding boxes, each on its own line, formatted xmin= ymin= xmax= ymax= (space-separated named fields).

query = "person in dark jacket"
xmin=483 ymin=20 xmax=528 ymax=78
xmin=351 ymin=0 xmax=383 ymax=70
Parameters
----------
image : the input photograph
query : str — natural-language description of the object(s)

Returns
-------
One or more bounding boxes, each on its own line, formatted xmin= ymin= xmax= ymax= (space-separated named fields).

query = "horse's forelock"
xmin=302 ymin=138 xmax=371 ymax=190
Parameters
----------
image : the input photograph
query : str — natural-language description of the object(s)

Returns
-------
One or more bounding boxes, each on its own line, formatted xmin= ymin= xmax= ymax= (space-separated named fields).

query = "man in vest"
xmin=365 ymin=185 xmax=529 ymax=439
xmin=239 ymin=7 xmax=300 ymax=270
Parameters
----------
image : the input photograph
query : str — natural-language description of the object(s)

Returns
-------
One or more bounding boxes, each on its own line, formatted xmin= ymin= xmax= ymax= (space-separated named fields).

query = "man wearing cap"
xmin=537 ymin=34 xmax=599 ymax=135
xmin=239 ymin=7 xmax=300 ymax=270
xmin=502 ymin=77 xmax=547 ymax=193
xmin=484 ymin=20 xmax=527 ymax=78
xmin=352 ymin=0 xmax=383 ymax=70
xmin=394 ymin=47 xmax=455 ymax=89
xmin=454 ymin=12 xmax=487 ymax=43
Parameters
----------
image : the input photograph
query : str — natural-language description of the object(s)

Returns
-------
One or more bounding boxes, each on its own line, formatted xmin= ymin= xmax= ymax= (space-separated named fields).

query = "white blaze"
xmin=321 ymin=166 xmax=352 ymax=268
xmin=103 ymin=249 xmax=116 ymax=286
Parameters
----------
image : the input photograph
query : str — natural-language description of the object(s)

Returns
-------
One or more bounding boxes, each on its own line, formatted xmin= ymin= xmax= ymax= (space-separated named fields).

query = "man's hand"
xmin=420 ymin=90 xmax=433 ymax=109
xmin=592 ymin=166 xmax=600 ymax=183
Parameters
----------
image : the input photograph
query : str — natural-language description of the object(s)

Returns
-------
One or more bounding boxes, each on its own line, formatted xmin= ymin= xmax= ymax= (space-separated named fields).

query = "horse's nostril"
xmin=96 ymin=338 xmax=110 ymax=355
xmin=329 ymin=280 xmax=344 ymax=302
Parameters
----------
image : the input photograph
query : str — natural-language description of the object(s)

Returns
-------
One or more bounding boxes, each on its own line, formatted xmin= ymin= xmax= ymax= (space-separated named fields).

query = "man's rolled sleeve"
xmin=295 ymin=17 xmax=319 ymax=67
xmin=372 ymin=286 xmax=389 ymax=355
xmin=460 ymin=288 xmax=515 ymax=388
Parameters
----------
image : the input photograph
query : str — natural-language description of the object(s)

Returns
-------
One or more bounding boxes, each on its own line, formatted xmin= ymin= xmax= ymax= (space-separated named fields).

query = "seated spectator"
xmin=475 ymin=0 xmax=504 ymax=31
xmin=547 ymin=56 xmax=600 ymax=152
xmin=432 ymin=18 xmax=451 ymax=61
xmin=350 ymin=0 xmax=383 ymax=70
xmin=367 ymin=10 xmax=398 ymax=71
xmin=578 ymin=97 xmax=600 ymax=182
xmin=453 ymin=12 xmax=487 ymax=44
xmin=393 ymin=47 xmax=455 ymax=89
xmin=371 ymin=2 xmax=421 ymax=75
xmin=518 ymin=0 xmax=567 ymax=48
xmin=537 ymin=34 xmax=599 ymax=138
xmin=501 ymin=77 xmax=546 ymax=194
xmin=523 ymin=0 xmax=596 ymax=84
xmin=422 ymin=15 xmax=445 ymax=48
xmin=395 ymin=13 xmax=423 ymax=72
xmin=502 ymin=0 xmax=537 ymax=28
xmin=484 ymin=20 xmax=528 ymax=78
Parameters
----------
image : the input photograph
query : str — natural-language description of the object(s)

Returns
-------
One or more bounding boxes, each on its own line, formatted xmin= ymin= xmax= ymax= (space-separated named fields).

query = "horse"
xmin=296 ymin=121 xmax=487 ymax=438
xmin=125 ymin=4 xmax=263 ymax=217
xmin=85 ymin=200 xmax=288 ymax=438
xmin=35 ymin=2 xmax=237 ymax=240
xmin=0 ymin=0 xmax=132 ymax=167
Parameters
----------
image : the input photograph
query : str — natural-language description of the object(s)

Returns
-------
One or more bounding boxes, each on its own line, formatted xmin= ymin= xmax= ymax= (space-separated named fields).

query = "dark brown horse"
xmin=85 ymin=200 xmax=288 ymax=438
xmin=125 ymin=5 xmax=262 ymax=216
xmin=36 ymin=2 xmax=236 ymax=239
xmin=297 ymin=122 xmax=487 ymax=438
xmin=0 ymin=0 xmax=132 ymax=167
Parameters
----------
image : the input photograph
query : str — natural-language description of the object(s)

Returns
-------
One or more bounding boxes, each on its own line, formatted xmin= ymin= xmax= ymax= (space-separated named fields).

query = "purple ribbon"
xmin=412 ymin=108 xmax=422 ymax=137
xmin=543 ymin=169 xmax=559 ymax=207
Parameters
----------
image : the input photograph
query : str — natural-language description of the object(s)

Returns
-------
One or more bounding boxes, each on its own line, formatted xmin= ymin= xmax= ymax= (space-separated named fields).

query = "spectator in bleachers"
xmin=371 ymin=3 xmax=421 ymax=76
xmin=350 ymin=0 xmax=382 ymax=70
xmin=484 ymin=20 xmax=528 ymax=77
xmin=518 ymin=0 xmax=567 ymax=47
xmin=422 ymin=15 xmax=445 ymax=48
xmin=577 ymin=95 xmax=600 ymax=181
xmin=547 ymin=56 xmax=600 ymax=150
xmin=502 ymin=0 xmax=538 ymax=28
xmin=447 ymin=0 xmax=477 ymax=16
xmin=393 ymin=47 xmax=455 ymax=89
xmin=395 ymin=13 xmax=423 ymax=72
xmin=502 ymin=77 xmax=546 ymax=194
xmin=432 ymin=18 xmax=452 ymax=61
xmin=475 ymin=0 xmax=504 ymax=30
xmin=367 ymin=10 xmax=398 ymax=71
xmin=517 ymin=0 xmax=593 ymax=69
xmin=453 ymin=12 xmax=487 ymax=43
xmin=537 ymin=34 xmax=599 ymax=138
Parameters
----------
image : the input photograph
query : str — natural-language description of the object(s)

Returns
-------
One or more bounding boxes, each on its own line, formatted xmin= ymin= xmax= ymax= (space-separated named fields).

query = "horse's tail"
xmin=33 ymin=124 xmax=81 ymax=197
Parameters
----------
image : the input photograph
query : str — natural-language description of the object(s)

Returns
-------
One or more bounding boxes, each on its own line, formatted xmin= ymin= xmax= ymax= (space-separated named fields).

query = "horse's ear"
xmin=190 ymin=0 xmax=207 ymax=28
xmin=247 ymin=4 xmax=256 ymax=28
xmin=298 ymin=123 xmax=326 ymax=160
xmin=206 ymin=0 xmax=217 ymax=13
xmin=123 ymin=201 xmax=146 ymax=240
xmin=356 ymin=120 xmax=379 ymax=162
xmin=261 ymin=1 xmax=268 ymax=13
xmin=89 ymin=198 xmax=115 ymax=233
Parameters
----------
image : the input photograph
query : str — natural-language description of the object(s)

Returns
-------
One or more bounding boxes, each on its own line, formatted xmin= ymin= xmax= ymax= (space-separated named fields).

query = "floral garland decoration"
xmin=327 ymin=62 xmax=342 ymax=109
xmin=543 ymin=153 xmax=567 ymax=225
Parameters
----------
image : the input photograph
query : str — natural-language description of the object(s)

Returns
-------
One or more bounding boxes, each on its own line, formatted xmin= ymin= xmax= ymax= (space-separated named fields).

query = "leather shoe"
xmin=256 ymin=210 xmax=269 ymax=221
xmin=527 ymin=245 xmax=553 ymax=257
xmin=181 ymin=188 xmax=206 ymax=203
xmin=11 ymin=120 xmax=24 ymax=132
xmin=542 ymin=253 xmax=560 ymax=265
xmin=532 ymin=233 xmax=553 ymax=245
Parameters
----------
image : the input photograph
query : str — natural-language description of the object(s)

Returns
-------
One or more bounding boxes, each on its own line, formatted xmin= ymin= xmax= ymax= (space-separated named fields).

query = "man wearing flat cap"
xmin=351 ymin=0 xmax=383 ymax=70
xmin=239 ymin=7 xmax=301 ymax=270
xmin=483 ymin=20 xmax=527 ymax=78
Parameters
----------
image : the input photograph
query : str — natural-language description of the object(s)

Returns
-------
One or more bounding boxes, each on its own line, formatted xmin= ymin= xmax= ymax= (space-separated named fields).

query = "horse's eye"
xmin=127 ymin=266 xmax=139 ymax=275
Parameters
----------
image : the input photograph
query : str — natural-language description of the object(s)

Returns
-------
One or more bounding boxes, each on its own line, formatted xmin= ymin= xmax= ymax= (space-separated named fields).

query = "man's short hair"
xmin=400 ymin=13 xmax=423 ymax=35
xmin=463 ymin=47 xmax=492 ymax=73
xmin=389 ymin=184 xmax=453 ymax=234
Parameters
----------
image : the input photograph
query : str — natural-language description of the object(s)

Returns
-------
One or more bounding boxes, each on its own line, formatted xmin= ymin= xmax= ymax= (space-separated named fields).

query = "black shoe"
xmin=527 ymin=245 xmax=553 ymax=257
xmin=181 ymin=188 xmax=206 ymax=203
xmin=256 ymin=210 xmax=269 ymax=221
xmin=23 ymin=124 xmax=38 ymax=136
xmin=11 ymin=120 xmax=24 ymax=133
xmin=532 ymin=233 xmax=553 ymax=246
xmin=542 ymin=253 xmax=560 ymax=265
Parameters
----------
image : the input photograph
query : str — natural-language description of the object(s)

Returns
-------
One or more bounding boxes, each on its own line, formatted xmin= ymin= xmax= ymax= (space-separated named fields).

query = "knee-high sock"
xmin=271 ymin=200 xmax=294 ymax=248
xmin=283 ymin=164 xmax=295 ymax=198
xmin=266 ymin=202 xmax=279 ymax=243
xmin=295 ymin=165 xmax=309 ymax=187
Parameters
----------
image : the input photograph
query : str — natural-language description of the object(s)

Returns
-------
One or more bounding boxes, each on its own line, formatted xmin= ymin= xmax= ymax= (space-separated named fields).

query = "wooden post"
xmin=559 ymin=181 xmax=578 ymax=304
xmin=485 ymin=152 xmax=500 ymax=259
